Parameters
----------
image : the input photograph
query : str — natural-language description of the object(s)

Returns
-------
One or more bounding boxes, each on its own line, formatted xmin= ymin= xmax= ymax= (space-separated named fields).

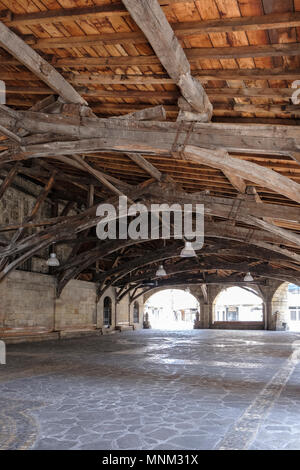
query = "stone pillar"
xmin=202 ymin=303 xmax=211 ymax=329
xmin=273 ymin=301 xmax=289 ymax=331
xmin=259 ymin=281 xmax=285 ymax=331
xmin=265 ymin=301 xmax=275 ymax=330
xmin=193 ymin=310 xmax=201 ymax=329
xmin=193 ymin=297 xmax=209 ymax=329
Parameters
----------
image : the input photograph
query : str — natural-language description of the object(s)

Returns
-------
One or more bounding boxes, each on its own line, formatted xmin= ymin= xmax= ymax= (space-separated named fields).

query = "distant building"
xmin=288 ymin=284 xmax=300 ymax=326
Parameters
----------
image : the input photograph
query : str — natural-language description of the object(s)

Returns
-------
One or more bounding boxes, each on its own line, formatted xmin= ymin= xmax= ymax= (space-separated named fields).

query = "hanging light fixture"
xmin=47 ymin=252 xmax=60 ymax=267
xmin=244 ymin=272 xmax=254 ymax=282
xmin=156 ymin=264 xmax=167 ymax=277
xmin=180 ymin=240 xmax=196 ymax=258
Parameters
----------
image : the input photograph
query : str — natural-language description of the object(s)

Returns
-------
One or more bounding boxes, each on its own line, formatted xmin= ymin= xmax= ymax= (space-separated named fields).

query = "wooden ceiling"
xmin=0 ymin=0 xmax=300 ymax=297
xmin=0 ymin=0 xmax=300 ymax=198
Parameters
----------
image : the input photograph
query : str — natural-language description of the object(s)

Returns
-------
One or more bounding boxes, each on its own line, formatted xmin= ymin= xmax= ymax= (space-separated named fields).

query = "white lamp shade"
xmin=180 ymin=241 xmax=196 ymax=258
xmin=244 ymin=272 xmax=254 ymax=282
xmin=47 ymin=252 xmax=60 ymax=267
xmin=156 ymin=264 xmax=167 ymax=277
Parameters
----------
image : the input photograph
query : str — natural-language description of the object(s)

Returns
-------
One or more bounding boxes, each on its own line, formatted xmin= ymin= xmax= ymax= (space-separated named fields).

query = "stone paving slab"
xmin=0 ymin=329 xmax=300 ymax=450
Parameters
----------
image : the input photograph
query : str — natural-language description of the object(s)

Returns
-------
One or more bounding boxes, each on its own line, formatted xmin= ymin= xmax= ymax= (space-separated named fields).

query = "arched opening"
xmin=133 ymin=301 xmax=139 ymax=324
xmin=144 ymin=288 xmax=200 ymax=330
xmin=272 ymin=282 xmax=300 ymax=331
xmin=103 ymin=296 xmax=112 ymax=327
xmin=213 ymin=286 xmax=264 ymax=329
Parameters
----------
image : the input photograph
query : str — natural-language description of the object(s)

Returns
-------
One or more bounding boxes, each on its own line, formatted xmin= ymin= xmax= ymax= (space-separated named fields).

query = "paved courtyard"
xmin=1 ymin=329 xmax=300 ymax=450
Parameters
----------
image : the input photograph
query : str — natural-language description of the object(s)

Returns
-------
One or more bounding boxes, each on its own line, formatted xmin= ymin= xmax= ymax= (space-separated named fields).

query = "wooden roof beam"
xmin=55 ymin=43 xmax=300 ymax=68
xmin=1 ymin=108 xmax=300 ymax=160
xmin=183 ymin=146 xmax=300 ymax=205
xmin=122 ymin=0 xmax=212 ymax=120
xmin=0 ymin=1 xmax=194 ymax=27
xmin=67 ymin=68 xmax=300 ymax=85
xmin=223 ymin=171 xmax=246 ymax=194
xmin=5 ymin=7 xmax=300 ymax=36
xmin=0 ymin=20 xmax=86 ymax=105
xmin=2 ymin=69 xmax=299 ymax=86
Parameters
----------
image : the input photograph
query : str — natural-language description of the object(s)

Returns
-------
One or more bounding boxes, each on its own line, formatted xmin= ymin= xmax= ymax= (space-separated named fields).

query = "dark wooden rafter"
xmin=0 ymin=198 xmax=299 ymax=293
xmin=71 ymin=155 xmax=124 ymax=197
xmin=118 ymin=261 xmax=300 ymax=287
xmin=1 ymin=187 xmax=300 ymax=234
xmin=0 ymin=163 xmax=20 ymax=199
xmin=54 ymin=216 xmax=300 ymax=297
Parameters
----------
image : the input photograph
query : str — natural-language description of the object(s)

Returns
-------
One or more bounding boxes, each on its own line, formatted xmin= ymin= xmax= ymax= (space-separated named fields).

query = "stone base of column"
xmin=193 ymin=320 xmax=203 ymax=329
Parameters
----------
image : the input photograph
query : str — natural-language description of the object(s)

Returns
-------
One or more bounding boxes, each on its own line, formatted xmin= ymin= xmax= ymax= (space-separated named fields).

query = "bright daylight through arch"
xmin=145 ymin=289 xmax=199 ymax=330
xmin=214 ymin=286 xmax=263 ymax=324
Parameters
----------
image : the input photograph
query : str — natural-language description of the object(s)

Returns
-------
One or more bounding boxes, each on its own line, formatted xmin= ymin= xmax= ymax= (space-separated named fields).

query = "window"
xmin=289 ymin=306 xmax=300 ymax=321
xmin=290 ymin=309 xmax=297 ymax=321
xmin=133 ymin=301 xmax=139 ymax=323
xmin=103 ymin=297 xmax=112 ymax=327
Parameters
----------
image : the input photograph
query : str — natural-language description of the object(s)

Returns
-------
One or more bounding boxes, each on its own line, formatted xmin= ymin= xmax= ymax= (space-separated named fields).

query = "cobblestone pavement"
xmin=1 ymin=329 xmax=300 ymax=450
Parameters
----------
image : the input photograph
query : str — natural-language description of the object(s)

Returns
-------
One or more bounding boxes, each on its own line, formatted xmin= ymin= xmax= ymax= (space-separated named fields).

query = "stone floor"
xmin=1 ymin=329 xmax=300 ymax=450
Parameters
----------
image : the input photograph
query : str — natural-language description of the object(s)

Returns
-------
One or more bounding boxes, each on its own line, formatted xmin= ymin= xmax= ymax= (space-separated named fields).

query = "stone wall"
xmin=0 ymin=271 xmax=55 ymax=332
xmin=0 ymin=271 xmax=144 ymax=342
xmin=55 ymin=279 xmax=97 ymax=331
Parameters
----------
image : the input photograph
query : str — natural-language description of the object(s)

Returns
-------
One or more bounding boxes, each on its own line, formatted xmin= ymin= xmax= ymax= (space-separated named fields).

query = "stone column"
xmin=265 ymin=301 xmax=275 ymax=330
xmin=202 ymin=303 xmax=211 ymax=329
xmin=272 ymin=296 xmax=289 ymax=331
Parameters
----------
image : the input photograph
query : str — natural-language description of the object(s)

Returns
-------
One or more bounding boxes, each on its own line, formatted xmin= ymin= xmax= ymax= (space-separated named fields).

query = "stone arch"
xmin=144 ymin=286 xmax=201 ymax=328
xmin=212 ymin=285 xmax=264 ymax=329
xmin=143 ymin=285 xmax=202 ymax=305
